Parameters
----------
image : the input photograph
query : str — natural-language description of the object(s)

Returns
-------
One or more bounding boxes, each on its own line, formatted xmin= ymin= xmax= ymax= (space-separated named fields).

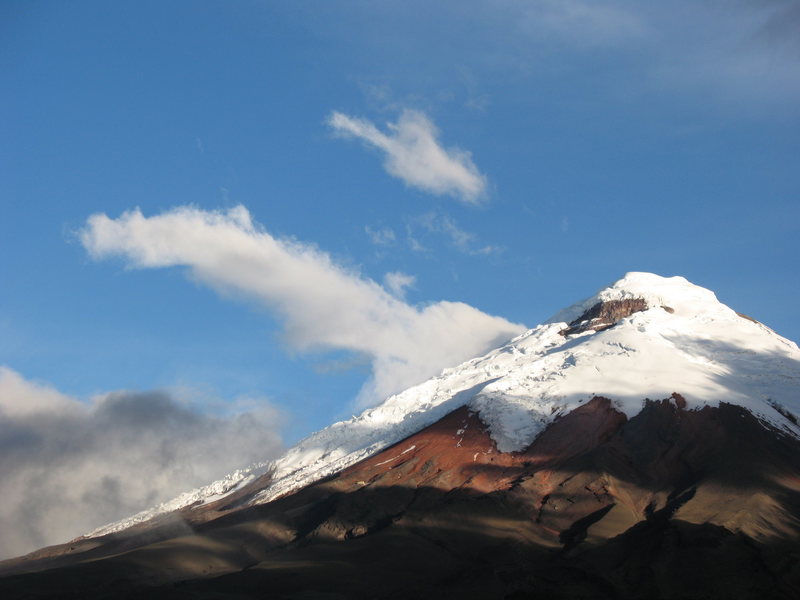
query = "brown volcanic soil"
xmin=1 ymin=396 xmax=800 ymax=599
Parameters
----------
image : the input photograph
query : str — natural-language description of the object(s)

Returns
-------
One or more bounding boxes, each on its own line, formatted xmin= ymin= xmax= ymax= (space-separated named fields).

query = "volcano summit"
xmin=2 ymin=273 xmax=799 ymax=599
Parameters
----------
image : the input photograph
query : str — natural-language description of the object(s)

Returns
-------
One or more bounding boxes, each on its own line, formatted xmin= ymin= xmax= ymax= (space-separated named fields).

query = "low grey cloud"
xmin=328 ymin=109 xmax=488 ymax=204
xmin=0 ymin=366 xmax=284 ymax=560
xmin=80 ymin=206 xmax=525 ymax=406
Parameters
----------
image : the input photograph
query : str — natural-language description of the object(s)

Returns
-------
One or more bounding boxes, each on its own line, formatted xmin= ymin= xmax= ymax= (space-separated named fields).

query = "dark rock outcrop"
xmin=560 ymin=298 xmax=649 ymax=336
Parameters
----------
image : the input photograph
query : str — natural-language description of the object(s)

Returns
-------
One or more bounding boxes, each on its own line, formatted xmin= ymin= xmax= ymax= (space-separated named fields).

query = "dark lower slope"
xmin=2 ymin=396 xmax=799 ymax=599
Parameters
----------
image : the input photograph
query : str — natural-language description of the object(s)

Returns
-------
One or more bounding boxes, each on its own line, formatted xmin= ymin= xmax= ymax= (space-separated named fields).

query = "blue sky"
xmin=1 ymin=1 xmax=799 ymax=555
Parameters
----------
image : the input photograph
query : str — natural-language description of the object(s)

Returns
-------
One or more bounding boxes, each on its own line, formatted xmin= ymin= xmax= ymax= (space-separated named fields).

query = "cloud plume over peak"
xmin=328 ymin=109 xmax=488 ymax=204
xmin=81 ymin=205 xmax=524 ymax=404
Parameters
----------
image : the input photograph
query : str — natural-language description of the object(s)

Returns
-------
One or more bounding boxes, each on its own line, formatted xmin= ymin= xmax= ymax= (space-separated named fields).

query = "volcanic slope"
xmin=1 ymin=272 xmax=799 ymax=599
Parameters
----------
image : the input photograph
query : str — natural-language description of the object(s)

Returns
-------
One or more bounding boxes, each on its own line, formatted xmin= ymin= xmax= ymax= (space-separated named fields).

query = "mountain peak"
xmin=87 ymin=272 xmax=800 ymax=536
xmin=548 ymin=272 xmax=725 ymax=326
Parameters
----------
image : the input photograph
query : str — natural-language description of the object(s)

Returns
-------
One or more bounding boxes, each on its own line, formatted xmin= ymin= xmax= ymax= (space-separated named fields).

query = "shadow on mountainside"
xmin=660 ymin=333 xmax=800 ymax=430
xmin=0 ymin=483 xmax=797 ymax=600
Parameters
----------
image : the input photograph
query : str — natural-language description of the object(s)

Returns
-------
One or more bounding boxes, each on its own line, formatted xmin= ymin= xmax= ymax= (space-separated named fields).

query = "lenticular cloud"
xmin=80 ymin=205 xmax=524 ymax=405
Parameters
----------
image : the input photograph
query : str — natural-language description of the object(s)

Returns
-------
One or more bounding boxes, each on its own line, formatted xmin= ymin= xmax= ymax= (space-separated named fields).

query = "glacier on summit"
xmin=89 ymin=272 xmax=800 ymax=537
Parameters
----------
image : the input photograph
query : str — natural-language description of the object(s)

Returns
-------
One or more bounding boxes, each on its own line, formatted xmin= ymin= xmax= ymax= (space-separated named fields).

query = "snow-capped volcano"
xmin=4 ymin=272 xmax=800 ymax=600
xmin=88 ymin=272 xmax=800 ymax=537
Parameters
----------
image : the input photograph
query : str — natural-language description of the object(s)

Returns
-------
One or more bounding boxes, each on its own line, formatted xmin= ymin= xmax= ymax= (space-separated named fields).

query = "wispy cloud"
xmin=365 ymin=225 xmax=397 ymax=246
xmin=0 ymin=366 xmax=283 ymax=560
xmin=504 ymin=0 xmax=800 ymax=108
xmin=465 ymin=94 xmax=491 ymax=111
xmin=515 ymin=0 xmax=645 ymax=47
xmin=415 ymin=212 xmax=503 ymax=256
xmin=647 ymin=1 xmax=800 ymax=108
xmin=328 ymin=109 xmax=488 ymax=204
xmin=405 ymin=224 xmax=427 ymax=253
xmin=81 ymin=206 xmax=524 ymax=405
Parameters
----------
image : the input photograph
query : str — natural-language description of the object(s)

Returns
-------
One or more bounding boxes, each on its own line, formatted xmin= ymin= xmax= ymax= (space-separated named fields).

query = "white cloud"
xmin=383 ymin=271 xmax=416 ymax=298
xmin=328 ymin=109 xmax=488 ymax=204
xmin=0 ymin=366 xmax=284 ymax=560
xmin=80 ymin=205 xmax=525 ymax=405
